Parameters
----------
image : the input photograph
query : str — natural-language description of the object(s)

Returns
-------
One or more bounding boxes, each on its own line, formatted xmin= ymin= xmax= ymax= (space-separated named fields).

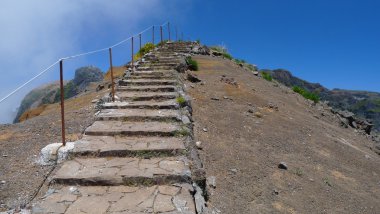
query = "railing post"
xmin=152 ymin=26 xmax=155 ymax=44
xmin=168 ymin=22 xmax=171 ymax=41
xmin=109 ymin=48 xmax=115 ymax=102
xmin=131 ymin=37 xmax=134 ymax=68
xmin=176 ymin=26 xmax=178 ymax=41
xmin=160 ymin=26 xmax=163 ymax=43
xmin=59 ymin=60 xmax=66 ymax=147
xmin=139 ymin=33 xmax=142 ymax=50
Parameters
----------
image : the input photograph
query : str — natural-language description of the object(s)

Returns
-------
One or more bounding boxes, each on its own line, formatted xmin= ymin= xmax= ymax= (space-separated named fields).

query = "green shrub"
xmin=261 ymin=72 xmax=273 ymax=82
xmin=134 ymin=43 xmax=155 ymax=60
xmin=292 ymin=86 xmax=320 ymax=103
xmin=196 ymin=39 xmax=201 ymax=44
xmin=210 ymin=46 xmax=227 ymax=53
xmin=186 ymin=57 xmax=199 ymax=71
xmin=222 ymin=52 xmax=233 ymax=60
xmin=176 ymin=96 xmax=186 ymax=107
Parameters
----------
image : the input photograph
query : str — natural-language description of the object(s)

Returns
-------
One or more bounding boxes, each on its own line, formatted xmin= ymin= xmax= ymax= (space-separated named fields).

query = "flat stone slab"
xmin=73 ymin=136 xmax=186 ymax=157
xmin=32 ymin=184 xmax=196 ymax=214
xmin=52 ymin=157 xmax=191 ymax=186
xmin=119 ymin=79 xmax=177 ymax=86
xmin=117 ymin=85 xmax=177 ymax=92
xmin=102 ymin=100 xmax=179 ymax=110
xmin=96 ymin=109 xmax=181 ymax=121
xmin=85 ymin=121 xmax=181 ymax=136
xmin=116 ymin=91 xmax=178 ymax=101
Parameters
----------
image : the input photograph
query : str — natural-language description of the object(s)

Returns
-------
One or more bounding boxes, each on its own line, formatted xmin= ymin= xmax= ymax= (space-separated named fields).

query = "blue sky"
xmin=0 ymin=0 xmax=379 ymax=123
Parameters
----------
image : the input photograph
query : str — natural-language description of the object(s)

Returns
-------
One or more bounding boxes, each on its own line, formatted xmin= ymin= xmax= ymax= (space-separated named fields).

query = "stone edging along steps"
xmin=30 ymin=42 xmax=207 ymax=214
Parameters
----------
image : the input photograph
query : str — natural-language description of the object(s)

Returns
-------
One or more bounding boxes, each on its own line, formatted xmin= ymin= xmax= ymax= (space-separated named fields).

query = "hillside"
xmin=189 ymin=55 xmax=380 ymax=213
xmin=13 ymin=66 xmax=104 ymax=123
xmin=264 ymin=69 xmax=380 ymax=132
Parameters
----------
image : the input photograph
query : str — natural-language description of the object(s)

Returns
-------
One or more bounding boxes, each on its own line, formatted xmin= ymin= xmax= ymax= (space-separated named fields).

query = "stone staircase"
xmin=32 ymin=42 xmax=205 ymax=214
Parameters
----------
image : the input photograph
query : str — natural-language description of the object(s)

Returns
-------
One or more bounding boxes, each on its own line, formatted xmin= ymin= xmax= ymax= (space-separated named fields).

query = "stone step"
xmin=102 ymin=100 xmax=179 ymax=110
xmin=116 ymin=91 xmax=178 ymax=102
xmin=117 ymin=85 xmax=177 ymax=92
xmin=85 ymin=121 xmax=181 ymax=137
xmin=137 ymin=66 xmax=174 ymax=71
xmin=119 ymin=79 xmax=177 ymax=86
xmin=129 ymin=75 xmax=175 ymax=80
xmin=139 ymin=62 xmax=178 ymax=66
xmin=52 ymin=156 xmax=191 ymax=186
xmin=131 ymin=70 xmax=176 ymax=75
xmin=96 ymin=109 xmax=181 ymax=122
xmin=72 ymin=136 xmax=186 ymax=157
xmin=32 ymin=184 xmax=196 ymax=214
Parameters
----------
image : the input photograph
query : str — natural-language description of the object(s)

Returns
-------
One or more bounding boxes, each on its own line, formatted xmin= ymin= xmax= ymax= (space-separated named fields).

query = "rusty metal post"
xmin=139 ymin=33 xmax=142 ymax=50
xmin=109 ymin=48 xmax=115 ymax=102
xmin=59 ymin=60 xmax=66 ymax=146
xmin=168 ymin=22 xmax=171 ymax=41
xmin=152 ymin=26 xmax=155 ymax=44
xmin=131 ymin=37 xmax=134 ymax=68
xmin=176 ymin=26 xmax=178 ymax=41
xmin=160 ymin=26 xmax=163 ymax=43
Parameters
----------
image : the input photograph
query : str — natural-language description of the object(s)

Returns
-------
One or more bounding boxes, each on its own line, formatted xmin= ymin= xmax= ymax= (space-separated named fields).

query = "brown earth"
xmin=188 ymin=55 xmax=380 ymax=214
xmin=0 ymin=83 xmax=109 ymax=211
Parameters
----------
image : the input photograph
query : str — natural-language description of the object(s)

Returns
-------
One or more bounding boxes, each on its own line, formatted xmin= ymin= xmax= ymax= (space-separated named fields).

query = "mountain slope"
xmin=265 ymin=69 xmax=380 ymax=132
xmin=14 ymin=66 xmax=103 ymax=123
xmin=189 ymin=55 xmax=380 ymax=213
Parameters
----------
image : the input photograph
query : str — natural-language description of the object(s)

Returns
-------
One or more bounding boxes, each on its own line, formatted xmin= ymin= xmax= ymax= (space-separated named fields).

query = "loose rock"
xmin=195 ymin=141 xmax=203 ymax=149
xmin=278 ymin=162 xmax=288 ymax=170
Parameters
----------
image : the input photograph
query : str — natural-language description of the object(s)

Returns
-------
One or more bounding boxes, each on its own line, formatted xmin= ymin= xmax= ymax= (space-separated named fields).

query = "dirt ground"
xmin=0 ymin=83 xmax=108 ymax=211
xmin=188 ymin=55 xmax=380 ymax=214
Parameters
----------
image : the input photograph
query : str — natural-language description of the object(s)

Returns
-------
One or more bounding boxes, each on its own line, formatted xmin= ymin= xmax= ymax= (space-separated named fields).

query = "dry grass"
xmin=19 ymin=104 xmax=48 ymax=122
xmin=104 ymin=66 xmax=126 ymax=81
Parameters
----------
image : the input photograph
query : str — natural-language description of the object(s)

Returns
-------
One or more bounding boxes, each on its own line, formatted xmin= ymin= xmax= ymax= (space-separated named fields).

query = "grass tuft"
xmin=134 ymin=43 xmax=155 ymax=60
xmin=176 ymin=96 xmax=186 ymax=107
xmin=261 ymin=71 xmax=273 ymax=82
xmin=292 ymin=86 xmax=320 ymax=103
xmin=186 ymin=57 xmax=199 ymax=71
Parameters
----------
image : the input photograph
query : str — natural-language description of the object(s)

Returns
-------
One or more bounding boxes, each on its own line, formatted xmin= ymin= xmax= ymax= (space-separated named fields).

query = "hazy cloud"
xmin=0 ymin=0 xmax=180 ymax=123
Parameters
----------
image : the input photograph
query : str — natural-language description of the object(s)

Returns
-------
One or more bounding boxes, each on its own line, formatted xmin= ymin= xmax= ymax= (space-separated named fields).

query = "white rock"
xmin=38 ymin=143 xmax=62 ymax=166
xmin=195 ymin=141 xmax=202 ymax=149
xmin=57 ymin=142 xmax=75 ymax=164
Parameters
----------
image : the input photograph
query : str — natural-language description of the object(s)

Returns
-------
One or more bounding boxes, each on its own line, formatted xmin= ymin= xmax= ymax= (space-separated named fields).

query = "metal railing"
xmin=0 ymin=21 xmax=182 ymax=146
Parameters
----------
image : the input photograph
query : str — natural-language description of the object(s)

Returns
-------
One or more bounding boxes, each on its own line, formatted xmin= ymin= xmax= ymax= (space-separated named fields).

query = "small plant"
xmin=292 ymin=86 xmax=320 ymax=103
xmin=222 ymin=52 xmax=233 ymax=60
xmin=196 ymin=39 xmax=201 ymax=44
xmin=134 ymin=43 xmax=155 ymax=60
xmin=186 ymin=57 xmax=199 ymax=71
xmin=294 ymin=168 xmax=303 ymax=177
xmin=323 ymin=177 xmax=333 ymax=187
xmin=261 ymin=71 xmax=273 ymax=82
xmin=176 ymin=96 xmax=186 ymax=107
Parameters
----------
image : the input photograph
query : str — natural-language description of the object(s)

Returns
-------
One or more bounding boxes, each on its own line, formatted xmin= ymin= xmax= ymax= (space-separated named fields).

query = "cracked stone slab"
xmin=119 ymin=79 xmax=177 ymax=86
xmin=52 ymin=156 xmax=191 ymax=186
xmin=32 ymin=184 xmax=196 ymax=214
xmin=85 ymin=121 xmax=181 ymax=136
xmin=96 ymin=109 xmax=181 ymax=122
xmin=73 ymin=136 xmax=186 ymax=157
xmin=116 ymin=91 xmax=178 ymax=101
xmin=102 ymin=100 xmax=179 ymax=110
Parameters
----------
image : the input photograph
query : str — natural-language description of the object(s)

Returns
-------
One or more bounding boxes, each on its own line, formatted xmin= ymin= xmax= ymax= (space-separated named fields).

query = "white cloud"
xmin=0 ymin=0 xmax=183 ymax=123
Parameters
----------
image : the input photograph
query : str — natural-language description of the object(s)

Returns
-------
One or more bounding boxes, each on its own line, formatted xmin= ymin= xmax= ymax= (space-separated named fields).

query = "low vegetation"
xmin=210 ymin=45 xmax=233 ymax=60
xmin=176 ymin=96 xmax=186 ymax=107
xmin=134 ymin=43 xmax=155 ymax=60
xmin=292 ymin=86 xmax=320 ymax=103
xmin=261 ymin=71 xmax=273 ymax=82
xmin=186 ymin=57 xmax=199 ymax=71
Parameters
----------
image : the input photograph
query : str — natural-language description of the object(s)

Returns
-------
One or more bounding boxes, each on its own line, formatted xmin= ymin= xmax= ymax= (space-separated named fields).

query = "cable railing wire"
xmin=0 ymin=21 xmax=171 ymax=104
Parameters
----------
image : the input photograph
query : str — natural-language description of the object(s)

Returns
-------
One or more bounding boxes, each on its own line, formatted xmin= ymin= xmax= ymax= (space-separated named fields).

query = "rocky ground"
xmin=0 ymin=83 xmax=104 ymax=211
xmin=187 ymin=55 xmax=380 ymax=213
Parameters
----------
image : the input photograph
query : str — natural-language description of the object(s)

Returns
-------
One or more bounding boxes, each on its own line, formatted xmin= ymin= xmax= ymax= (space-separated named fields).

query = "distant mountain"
xmin=14 ymin=66 xmax=103 ymax=123
xmin=263 ymin=69 xmax=380 ymax=132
